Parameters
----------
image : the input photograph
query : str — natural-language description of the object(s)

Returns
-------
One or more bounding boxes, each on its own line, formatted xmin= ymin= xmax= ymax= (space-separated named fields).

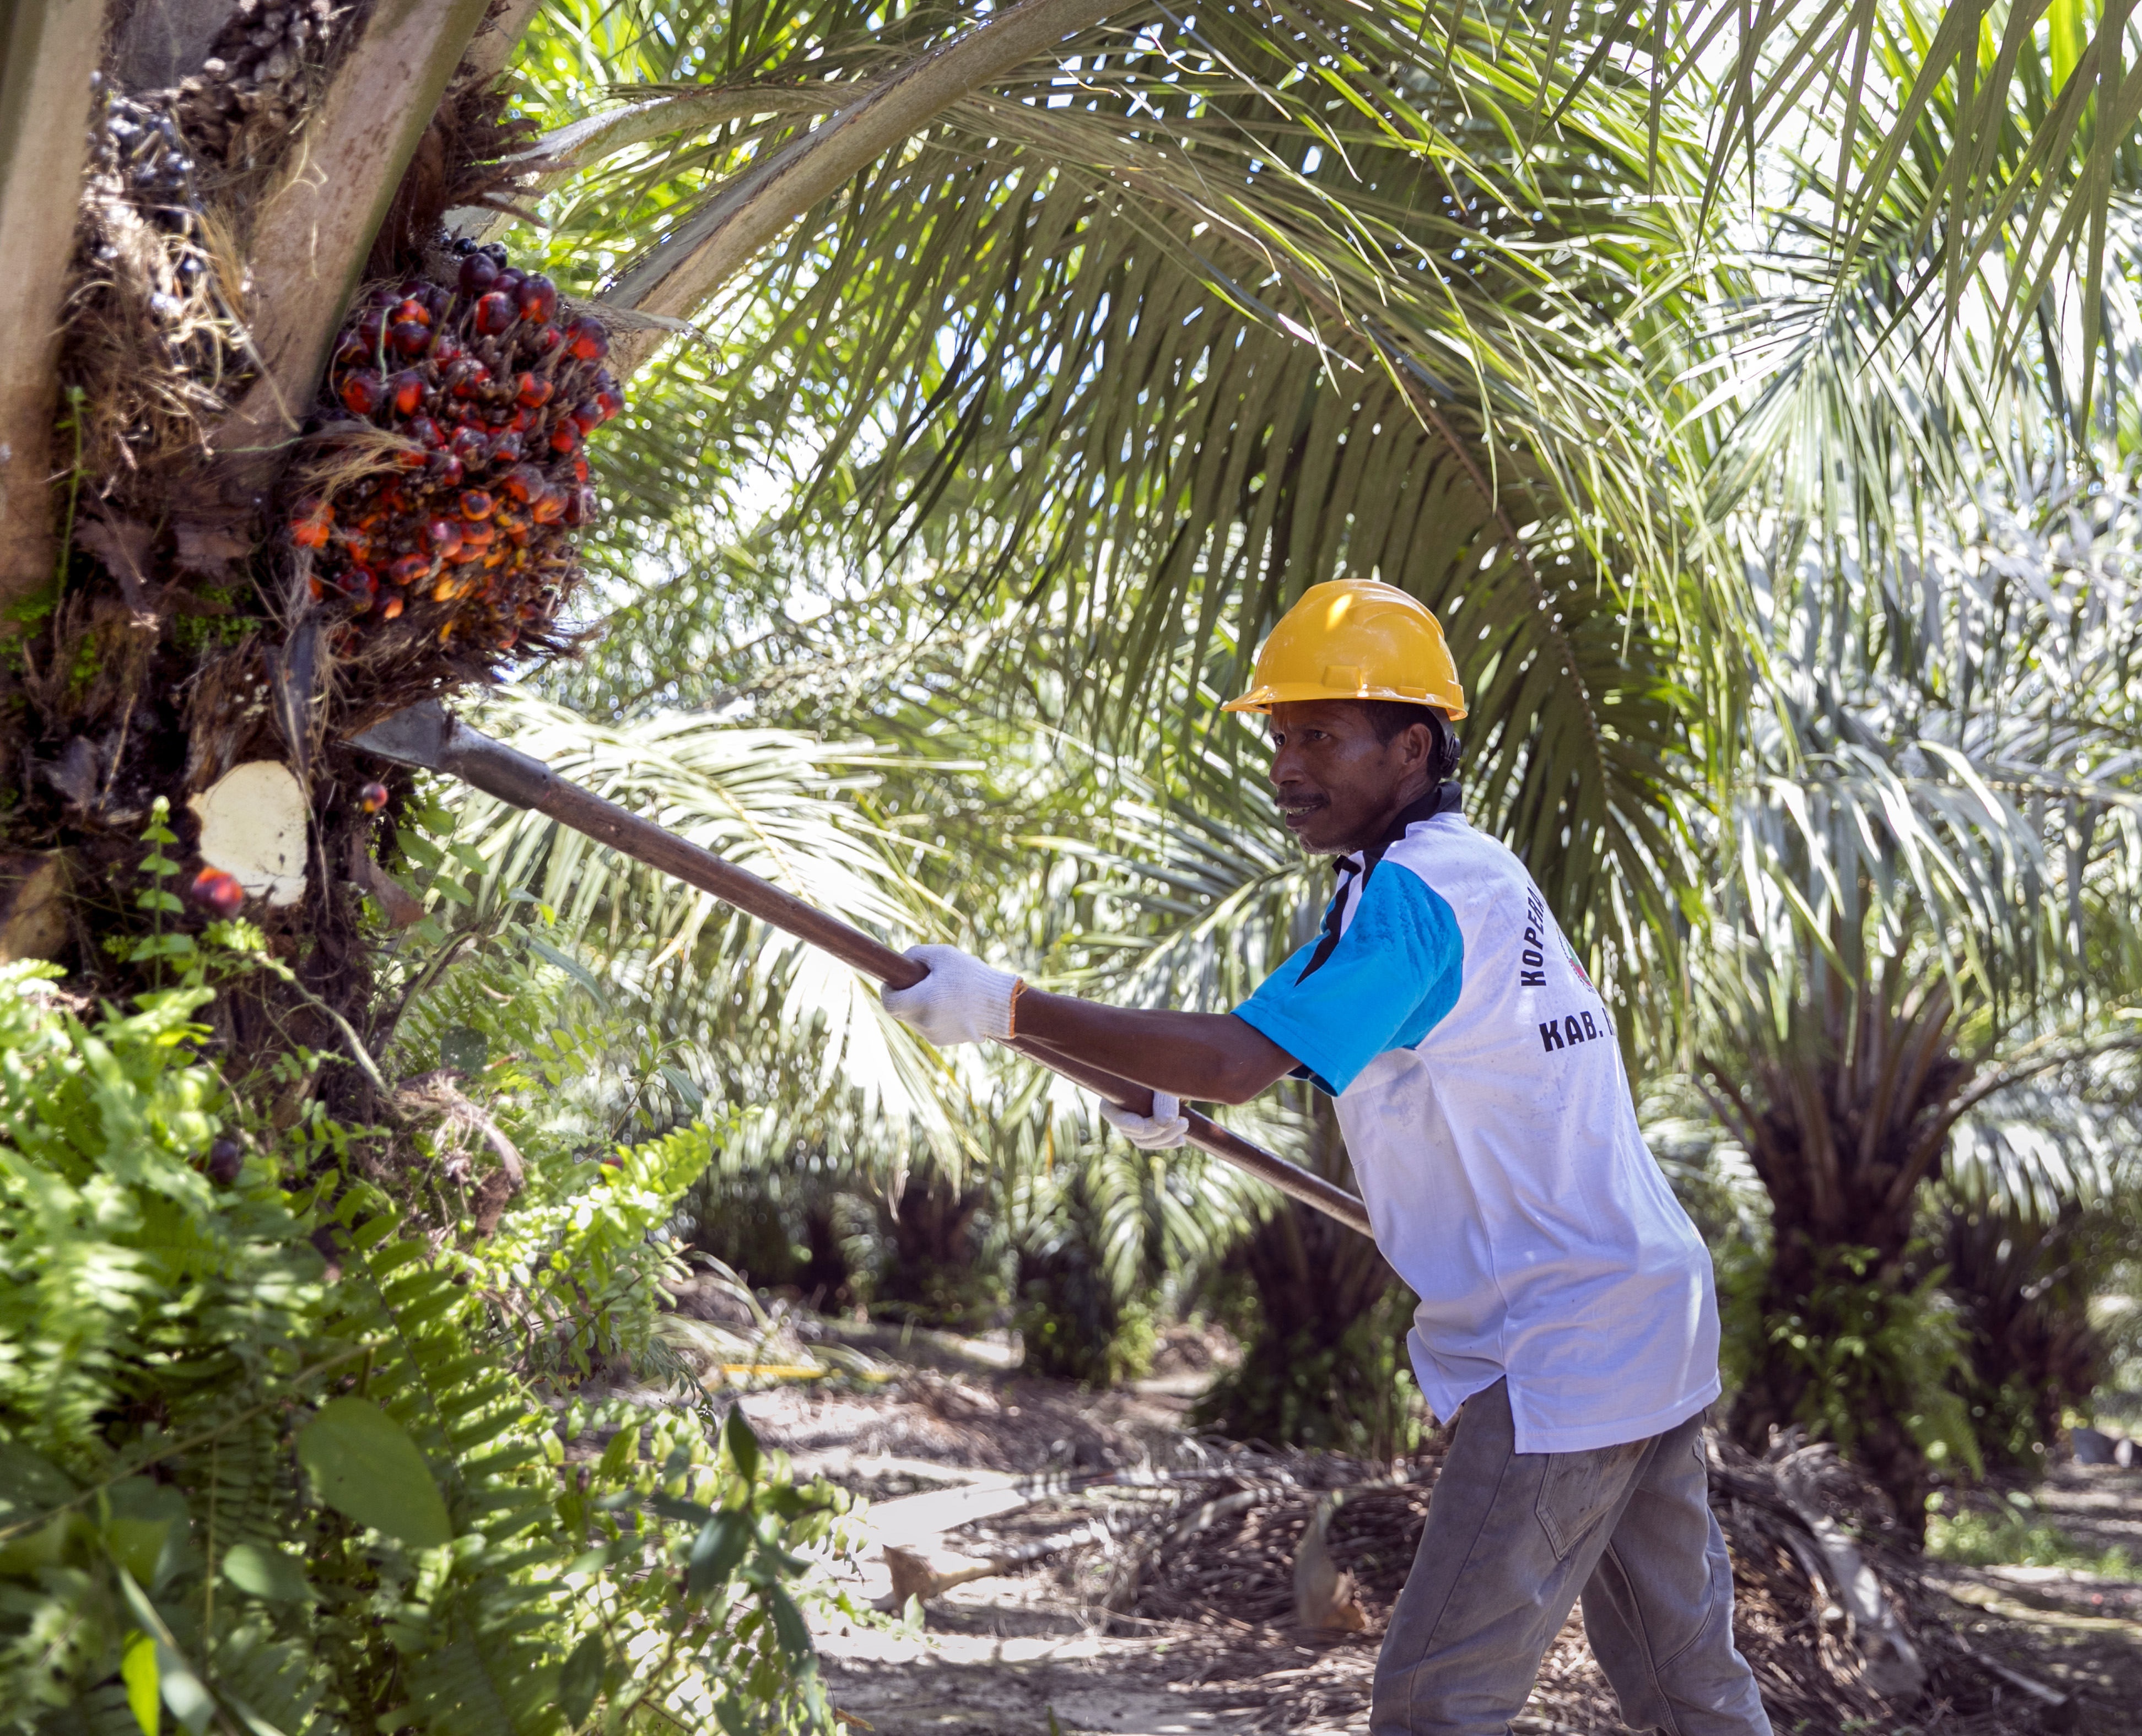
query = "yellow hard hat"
xmin=1222 ymin=578 xmax=1467 ymax=720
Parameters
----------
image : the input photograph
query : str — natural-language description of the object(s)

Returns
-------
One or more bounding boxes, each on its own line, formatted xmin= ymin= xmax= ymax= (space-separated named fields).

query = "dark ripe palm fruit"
xmin=569 ymin=400 xmax=601 ymax=434
xmin=390 ymin=319 xmax=430 ymax=357
xmin=459 ymin=252 xmax=499 ymax=295
xmin=408 ymin=415 xmax=444 ymax=448
xmin=188 ymin=866 xmax=245 ymax=917
xmin=449 ymin=424 xmax=487 ymax=463
xmin=339 ymin=370 xmax=384 ymax=414
xmin=515 ymin=371 xmax=552 ymax=408
xmin=289 ymin=497 xmax=332 ymax=547
xmin=333 ymin=332 xmax=366 ymax=367
xmin=427 ymin=517 xmax=463 ymax=556
xmin=450 ymin=361 xmax=492 ymax=398
xmin=474 ymin=291 xmax=518 ymax=334
xmin=459 ymin=489 xmax=495 ymax=520
xmin=516 ymin=274 xmax=558 ymax=321
xmin=529 ymin=323 xmax=564 ymax=353
xmin=343 ymin=569 xmax=377 ymax=612
xmin=488 ymin=430 xmax=524 ymax=464
xmin=564 ymin=316 xmax=608 ymax=360
xmin=389 ymin=371 xmax=424 ymax=414
xmin=359 ymin=781 xmax=390 ymax=814
xmin=492 ymin=267 xmax=525 ymax=297
xmin=419 ymin=284 xmax=452 ymax=320
xmin=206 ymin=1136 xmax=244 ymax=1185
xmin=433 ymin=333 xmax=464 ymax=367
xmin=356 ymin=310 xmax=385 ymax=351
xmin=379 ymin=593 xmax=404 ymax=620
xmin=548 ymin=420 xmax=582 ymax=456
xmin=427 ymin=452 xmax=465 ymax=488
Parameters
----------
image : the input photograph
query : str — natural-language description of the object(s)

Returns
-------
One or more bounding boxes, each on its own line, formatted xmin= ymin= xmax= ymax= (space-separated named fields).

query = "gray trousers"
xmin=1371 ymin=1381 xmax=1771 ymax=1735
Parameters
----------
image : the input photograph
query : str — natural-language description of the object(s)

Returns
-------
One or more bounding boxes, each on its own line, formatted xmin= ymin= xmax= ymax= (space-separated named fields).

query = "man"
xmin=880 ymin=578 xmax=1770 ymax=1736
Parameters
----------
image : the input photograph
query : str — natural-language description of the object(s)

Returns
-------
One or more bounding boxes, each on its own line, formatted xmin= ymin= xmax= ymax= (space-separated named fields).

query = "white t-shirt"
xmin=1233 ymin=785 xmax=1720 ymax=1453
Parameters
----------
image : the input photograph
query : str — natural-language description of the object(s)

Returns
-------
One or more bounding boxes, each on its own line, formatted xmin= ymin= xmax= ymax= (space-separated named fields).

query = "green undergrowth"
xmin=1925 ymin=1490 xmax=2136 ymax=1577
xmin=0 ymin=953 xmax=854 ymax=1735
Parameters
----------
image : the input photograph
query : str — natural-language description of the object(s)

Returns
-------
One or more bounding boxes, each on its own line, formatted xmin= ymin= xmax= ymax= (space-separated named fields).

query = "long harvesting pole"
xmin=353 ymin=703 xmax=1373 ymax=1237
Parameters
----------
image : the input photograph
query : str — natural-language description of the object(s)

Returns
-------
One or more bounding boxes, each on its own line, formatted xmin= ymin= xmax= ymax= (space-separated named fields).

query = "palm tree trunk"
xmin=0 ymin=0 xmax=109 ymax=610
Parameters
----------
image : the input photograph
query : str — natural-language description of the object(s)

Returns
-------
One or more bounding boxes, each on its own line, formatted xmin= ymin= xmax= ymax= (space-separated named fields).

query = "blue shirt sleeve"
xmin=1231 ymin=863 xmax=1463 ymax=1095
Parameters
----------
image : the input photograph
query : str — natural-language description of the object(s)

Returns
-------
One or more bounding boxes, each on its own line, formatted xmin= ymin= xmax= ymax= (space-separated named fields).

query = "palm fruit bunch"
xmin=290 ymin=240 xmax=622 ymax=657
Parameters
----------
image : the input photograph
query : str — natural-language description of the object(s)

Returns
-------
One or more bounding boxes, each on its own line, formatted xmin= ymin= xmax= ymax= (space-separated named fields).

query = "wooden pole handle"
xmin=427 ymin=715 xmax=1373 ymax=1239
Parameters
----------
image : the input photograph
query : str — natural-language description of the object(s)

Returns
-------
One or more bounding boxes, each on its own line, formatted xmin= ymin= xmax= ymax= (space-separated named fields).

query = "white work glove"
xmin=880 ymin=943 xmax=1021 ymax=1047
xmin=1099 ymin=1091 xmax=1189 ymax=1150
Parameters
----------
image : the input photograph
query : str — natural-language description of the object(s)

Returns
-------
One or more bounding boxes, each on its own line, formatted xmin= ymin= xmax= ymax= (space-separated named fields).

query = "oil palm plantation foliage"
xmin=7 ymin=0 xmax=2142 ymax=1727
xmin=1696 ymin=478 xmax=2142 ymax=1529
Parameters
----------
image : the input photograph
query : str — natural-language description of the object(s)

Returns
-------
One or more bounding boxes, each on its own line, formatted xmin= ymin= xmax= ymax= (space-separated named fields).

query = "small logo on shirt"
xmin=1539 ymin=1009 xmax=1604 ymax=1052
xmin=1519 ymin=891 xmax=1549 ymax=988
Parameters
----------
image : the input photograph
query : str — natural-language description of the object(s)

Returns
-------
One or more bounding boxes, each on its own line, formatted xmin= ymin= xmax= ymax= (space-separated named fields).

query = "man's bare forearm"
xmin=1012 ymin=989 xmax=1298 ymax=1105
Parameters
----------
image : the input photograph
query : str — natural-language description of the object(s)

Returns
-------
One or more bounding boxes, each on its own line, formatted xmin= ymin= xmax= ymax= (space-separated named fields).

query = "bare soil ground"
xmin=645 ymin=1291 xmax=2142 ymax=1735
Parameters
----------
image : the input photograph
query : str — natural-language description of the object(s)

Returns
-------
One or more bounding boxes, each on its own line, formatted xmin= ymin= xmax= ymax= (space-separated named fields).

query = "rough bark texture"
xmin=207 ymin=0 xmax=495 ymax=508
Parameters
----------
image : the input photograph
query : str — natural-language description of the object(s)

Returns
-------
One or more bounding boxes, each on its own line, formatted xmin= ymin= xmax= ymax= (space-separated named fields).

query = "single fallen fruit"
xmin=188 ymin=866 xmax=246 ymax=917
xmin=359 ymin=781 xmax=390 ymax=814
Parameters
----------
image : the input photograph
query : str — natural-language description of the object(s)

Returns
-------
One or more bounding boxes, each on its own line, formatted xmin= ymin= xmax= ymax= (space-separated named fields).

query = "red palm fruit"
xmin=389 ymin=370 xmax=424 ymax=414
xmin=339 ymin=370 xmax=384 ymax=414
xmin=530 ymin=486 xmax=566 ymax=524
xmin=494 ymin=627 xmax=519 ymax=651
xmin=389 ymin=551 xmax=431 ymax=586
xmin=379 ymin=593 xmax=404 ymax=620
xmin=460 ymin=520 xmax=496 ymax=549
xmin=359 ymin=781 xmax=390 ymax=813
xmin=571 ymin=456 xmax=590 ymax=484
xmin=499 ymin=463 xmax=543 ymax=503
xmin=408 ymin=415 xmax=444 ymax=448
xmin=529 ymin=322 xmax=564 ymax=352
xmin=425 ymin=517 xmax=463 ymax=555
xmin=378 ymin=483 xmax=408 ymax=513
xmin=548 ymin=420 xmax=582 ymax=456
xmin=494 ymin=504 xmax=528 ymax=538
xmin=514 ymin=371 xmax=552 ymax=408
xmin=569 ymin=399 xmax=601 ymax=434
xmin=289 ymin=497 xmax=332 ymax=547
xmin=449 ymin=360 xmax=492 ymax=398
xmin=432 ymin=332 xmax=464 ymax=367
xmin=458 ymin=252 xmax=499 ymax=296
xmin=307 ymin=574 xmax=326 ymax=600
xmin=393 ymin=298 xmax=431 ymax=327
xmin=449 ymin=426 xmax=486 ymax=466
xmin=447 ymin=539 xmax=485 ymax=564
xmin=427 ymin=452 xmax=465 ymax=488
xmin=459 ymin=489 xmax=496 ymax=520
xmin=333 ymin=332 xmax=366 ymax=367
xmin=592 ymin=386 xmax=623 ymax=423
xmin=515 ymin=274 xmax=558 ymax=321
xmin=474 ymin=291 xmax=518 ymax=334
xmin=188 ymin=867 xmax=245 ymax=917
xmin=488 ymin=430 xmax=524 ymax=464
xmin=564 ymin=316 xmax=608 ymax=360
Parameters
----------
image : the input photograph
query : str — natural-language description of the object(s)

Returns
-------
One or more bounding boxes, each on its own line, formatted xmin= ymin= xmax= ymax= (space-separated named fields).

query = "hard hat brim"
xmin=1221 ymin=680 xmax=1469 ymax=722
